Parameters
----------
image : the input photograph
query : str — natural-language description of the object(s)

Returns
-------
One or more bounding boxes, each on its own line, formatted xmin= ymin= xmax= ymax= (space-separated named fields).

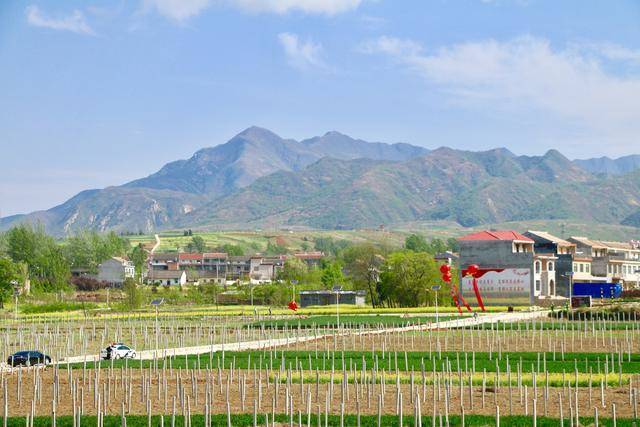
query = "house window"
xmin=586 ymin=264 xmax=590 ymax=273
xmin=535 ymin=280 xmax=541 ymax=292
xmin=548 ymin=262 xmax=554 ymax=271
xmin=573 ymin=263 xmax=578 ymax=271
xmin=535 ymin=261 xmax=541 ymax=274
xmin=579 ymin=264 xmax=584 ymax=273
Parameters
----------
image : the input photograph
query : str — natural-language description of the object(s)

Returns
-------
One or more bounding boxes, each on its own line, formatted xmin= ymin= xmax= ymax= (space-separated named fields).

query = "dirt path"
xmin=151 ymin=234 xmax=161 ymax=254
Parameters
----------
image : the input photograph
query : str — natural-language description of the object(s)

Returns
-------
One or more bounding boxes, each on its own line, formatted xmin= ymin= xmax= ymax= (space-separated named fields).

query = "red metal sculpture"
xmin=464 ymin=264 xmax=486 ymax=312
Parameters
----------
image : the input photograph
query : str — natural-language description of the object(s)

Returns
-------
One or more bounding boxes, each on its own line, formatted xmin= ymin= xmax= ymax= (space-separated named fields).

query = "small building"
xmin=147 ymin=270 xmax=187 ymax=286
xmin=299 ymin=290 xmax=366 ymax=308
xmin=458 ymin=230 xmax=537 ymax=306
xmin=434 ymin=251 xmax=458 ymax=266
xmin=523 ymin=230 xmax=575 ymax=298
xmin=293 ymin=252 xmax=324 ymax=268
xmin=97 ymin=257 xmax=135 ymax=285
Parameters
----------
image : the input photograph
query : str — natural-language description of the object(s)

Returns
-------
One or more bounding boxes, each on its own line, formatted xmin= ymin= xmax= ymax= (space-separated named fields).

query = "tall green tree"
xmin=341 ymin=244 xmax=385 ymax=307
xmin=0 ymin=258 xmax=25 ymax=309
xmin=320 ymin=261 xmax=345 ymax=289
xmin=186 ymin=236 xmax=207 ymax=253
xmin=404 ymin=234 xmax=429 ymax=252
xmin=6 ymin=224 xmax=69 ymax=291
xmin=65 ymin=231 xmax=129 ymax=273
xmin=218 ymin=244 xmax=243 ymax=256
xmin=129 ymin=244 xmax=147 ymax=280
xmin=122 ymin=277 xmax=144 ymax=310
xmin=378 ymin=251 xmax=445 ymax=308
xmin=279 ymin=257 xmax=308 ymax=284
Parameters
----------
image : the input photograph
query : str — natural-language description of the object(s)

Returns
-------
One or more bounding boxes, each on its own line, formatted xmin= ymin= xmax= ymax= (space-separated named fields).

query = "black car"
xmin=7 ymin=351 xmax=51 ymax=367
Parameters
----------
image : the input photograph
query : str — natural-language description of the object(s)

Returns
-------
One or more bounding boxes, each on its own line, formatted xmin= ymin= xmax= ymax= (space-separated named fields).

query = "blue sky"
xmin=1 ymin=0 xmax=640 ymax=216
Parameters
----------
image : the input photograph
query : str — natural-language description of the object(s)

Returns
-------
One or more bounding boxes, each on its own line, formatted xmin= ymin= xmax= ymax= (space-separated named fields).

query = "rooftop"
xmin=569 ymin=236 xmax=608 ymax=249
xmin=178 ymin=253 xmax=204 ymax=260
xmin=148 ymin=270 xmax=185 ymax=280
xmin=294 ymin=252 xmax=324 ymax=259
xmin=525 ymin=230 xmax=574 ymax=247
xmin=458 ymin=230 xmax=534 ymax=243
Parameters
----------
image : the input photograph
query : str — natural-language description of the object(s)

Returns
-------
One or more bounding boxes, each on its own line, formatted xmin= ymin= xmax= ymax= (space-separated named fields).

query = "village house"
xmin=147 ymin=270 xmax=187 ymax=286
xmin=97 ymin=257 xmax=135 ymax=286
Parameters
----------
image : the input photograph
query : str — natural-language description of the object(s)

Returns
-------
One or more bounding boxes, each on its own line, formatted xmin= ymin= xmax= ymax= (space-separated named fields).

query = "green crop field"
xmin=245 ymin=315 xmax=463 ymax=329
xmin=0 ymin=414 xmax=636 ymax=427
xmin=72 ymin=349 xmax=640 ymax=377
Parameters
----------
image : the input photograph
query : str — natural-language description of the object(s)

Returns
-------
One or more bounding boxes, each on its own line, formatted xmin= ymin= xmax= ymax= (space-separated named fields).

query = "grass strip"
xmin=71 ymin=349 xmax=640 ymax=375
xmin=0 ymin=414 xmax=636 ymax=427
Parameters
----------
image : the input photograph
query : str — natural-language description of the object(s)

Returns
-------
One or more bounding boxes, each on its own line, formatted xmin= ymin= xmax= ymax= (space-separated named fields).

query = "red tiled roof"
xmin=178 ymin=253 xmax=203 ymax=260
xmin=458 ymin=230 xmax=534 ymax=242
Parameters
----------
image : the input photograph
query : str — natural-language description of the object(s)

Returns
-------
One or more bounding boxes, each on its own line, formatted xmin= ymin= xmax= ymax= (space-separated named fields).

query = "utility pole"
xmin=11 ymin=280 xmax=18 ymax=321
xmin=431 ymin=285 xmax=441 ymax=324
xmin=333 ymin=285 xmax=342 ymax=330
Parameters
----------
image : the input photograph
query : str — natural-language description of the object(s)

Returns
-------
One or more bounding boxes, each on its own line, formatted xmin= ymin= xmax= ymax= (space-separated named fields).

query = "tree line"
xmin=249 ymin=233 xmax=459 ymax=308
xmin=0 ymin=224 xmax=138 ymax=307
xmin=0 ymin=224 xmax=459 ymax=310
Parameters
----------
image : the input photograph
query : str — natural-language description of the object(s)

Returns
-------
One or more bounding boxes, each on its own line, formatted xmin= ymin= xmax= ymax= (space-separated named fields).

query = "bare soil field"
xmin=2 ymin=368 xmax=637 ymax=420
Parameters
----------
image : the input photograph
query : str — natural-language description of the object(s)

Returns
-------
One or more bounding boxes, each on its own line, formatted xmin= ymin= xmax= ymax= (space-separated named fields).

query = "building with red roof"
xmin=458 ymin=230 xmax=538 ymax=306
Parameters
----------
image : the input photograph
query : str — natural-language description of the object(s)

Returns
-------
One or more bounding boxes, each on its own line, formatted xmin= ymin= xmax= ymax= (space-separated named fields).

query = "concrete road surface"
xmin=53 ymin=309 xmax=547 ymax=365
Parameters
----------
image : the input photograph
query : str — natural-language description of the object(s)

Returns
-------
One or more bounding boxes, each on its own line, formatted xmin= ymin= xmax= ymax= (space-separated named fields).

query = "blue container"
xmin=572 ymin=282 xmax=622 ymax=299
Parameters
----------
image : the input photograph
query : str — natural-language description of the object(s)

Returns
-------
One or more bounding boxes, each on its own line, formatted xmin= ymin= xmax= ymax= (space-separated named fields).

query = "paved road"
xmin=55 ymin=310 xmax=548 ymax=365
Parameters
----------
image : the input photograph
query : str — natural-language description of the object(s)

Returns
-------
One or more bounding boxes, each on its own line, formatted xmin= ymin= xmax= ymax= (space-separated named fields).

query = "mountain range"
xmin=2 ymin=126 xmax=639 ymax=235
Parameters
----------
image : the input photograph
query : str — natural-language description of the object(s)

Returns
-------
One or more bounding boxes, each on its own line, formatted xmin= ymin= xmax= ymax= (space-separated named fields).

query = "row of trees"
xmin=0 ymin=224 xmax=458 ymax=309
xmin=0 ymin=224 xmax=140 ymax=306
xmin=271 ymin=234 xmax=459 ymax=308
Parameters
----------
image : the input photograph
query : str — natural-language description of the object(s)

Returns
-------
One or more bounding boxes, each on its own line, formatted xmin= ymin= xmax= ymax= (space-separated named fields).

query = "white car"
xmin=100 ymin=343 xmax=137 ymax=360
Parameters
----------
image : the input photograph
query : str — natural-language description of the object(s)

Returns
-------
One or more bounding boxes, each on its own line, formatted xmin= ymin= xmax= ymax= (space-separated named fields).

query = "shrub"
xmin=71 ymin=276 xmax=111 ymax=291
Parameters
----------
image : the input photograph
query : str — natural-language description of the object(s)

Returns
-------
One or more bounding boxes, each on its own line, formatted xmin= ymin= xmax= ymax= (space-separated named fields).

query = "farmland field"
xmin=2 ymin=309 xmax=640 ymax=426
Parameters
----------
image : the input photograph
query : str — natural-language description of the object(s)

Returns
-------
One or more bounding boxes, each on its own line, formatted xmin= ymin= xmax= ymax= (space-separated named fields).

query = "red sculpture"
xmin=288 ymin=300 xmax=298 ymax=311
xmin=464 ymin=264 xmax=486 ymax=312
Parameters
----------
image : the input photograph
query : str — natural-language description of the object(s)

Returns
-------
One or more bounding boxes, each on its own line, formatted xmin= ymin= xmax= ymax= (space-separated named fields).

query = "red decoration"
xmin=458 ymin=291 xmax=472 ymax=312
xmin=439 ymin=264 xmax=451 ymax=274
xmin=442 ymin=272 xmax=452 ymax=282
xmin=472 ymin=277 xmax=486 ymax=312
xmin=467 ymin=264 xmax=479 ymax=276
xmin=288 ymin=300 xmax=298 ymax=311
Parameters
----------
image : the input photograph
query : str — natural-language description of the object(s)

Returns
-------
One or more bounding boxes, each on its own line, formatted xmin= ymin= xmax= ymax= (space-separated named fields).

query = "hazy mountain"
xmin=184 ymin=149 xmax=640 ymax=229
xmin=1 ymin=127 xmax=428 ymax=235
xmin=125 ymin=127 xmax=319 ymax=197
xmin=301 ymin=131 xmax=428 ymax=162
xmin=0 ymin=187 xmax=206 ymax=235
xmin=622 ymin=209 xmax=640 ymax=227
xmin=574 ymin=155 xmax=640 ymax=175
xmin=4 ymin=126 xmax=640 ymax=235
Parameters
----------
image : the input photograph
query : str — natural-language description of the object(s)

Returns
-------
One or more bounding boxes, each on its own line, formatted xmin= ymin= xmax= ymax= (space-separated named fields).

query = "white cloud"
xmin=362 ymin=35 xmax=640 ymax=151
xmin=143 ymin=0 xmax=362 ymax=21
xmin=278 ymin=32 xmax=326 ymax=70
xmin=234 ymin=0 xmax=362 ymax=15
xmin=25 ymin=5 xmax=95 ymax=35
xmin=142 ymin=0 xmax=211 ymax=22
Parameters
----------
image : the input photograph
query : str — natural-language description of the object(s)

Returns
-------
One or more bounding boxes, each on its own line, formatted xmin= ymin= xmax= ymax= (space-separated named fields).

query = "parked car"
xmin=100 ymin=343 xmax=137 ymax=360
xmin=7 ymin=351 xmax=51 ymax=367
